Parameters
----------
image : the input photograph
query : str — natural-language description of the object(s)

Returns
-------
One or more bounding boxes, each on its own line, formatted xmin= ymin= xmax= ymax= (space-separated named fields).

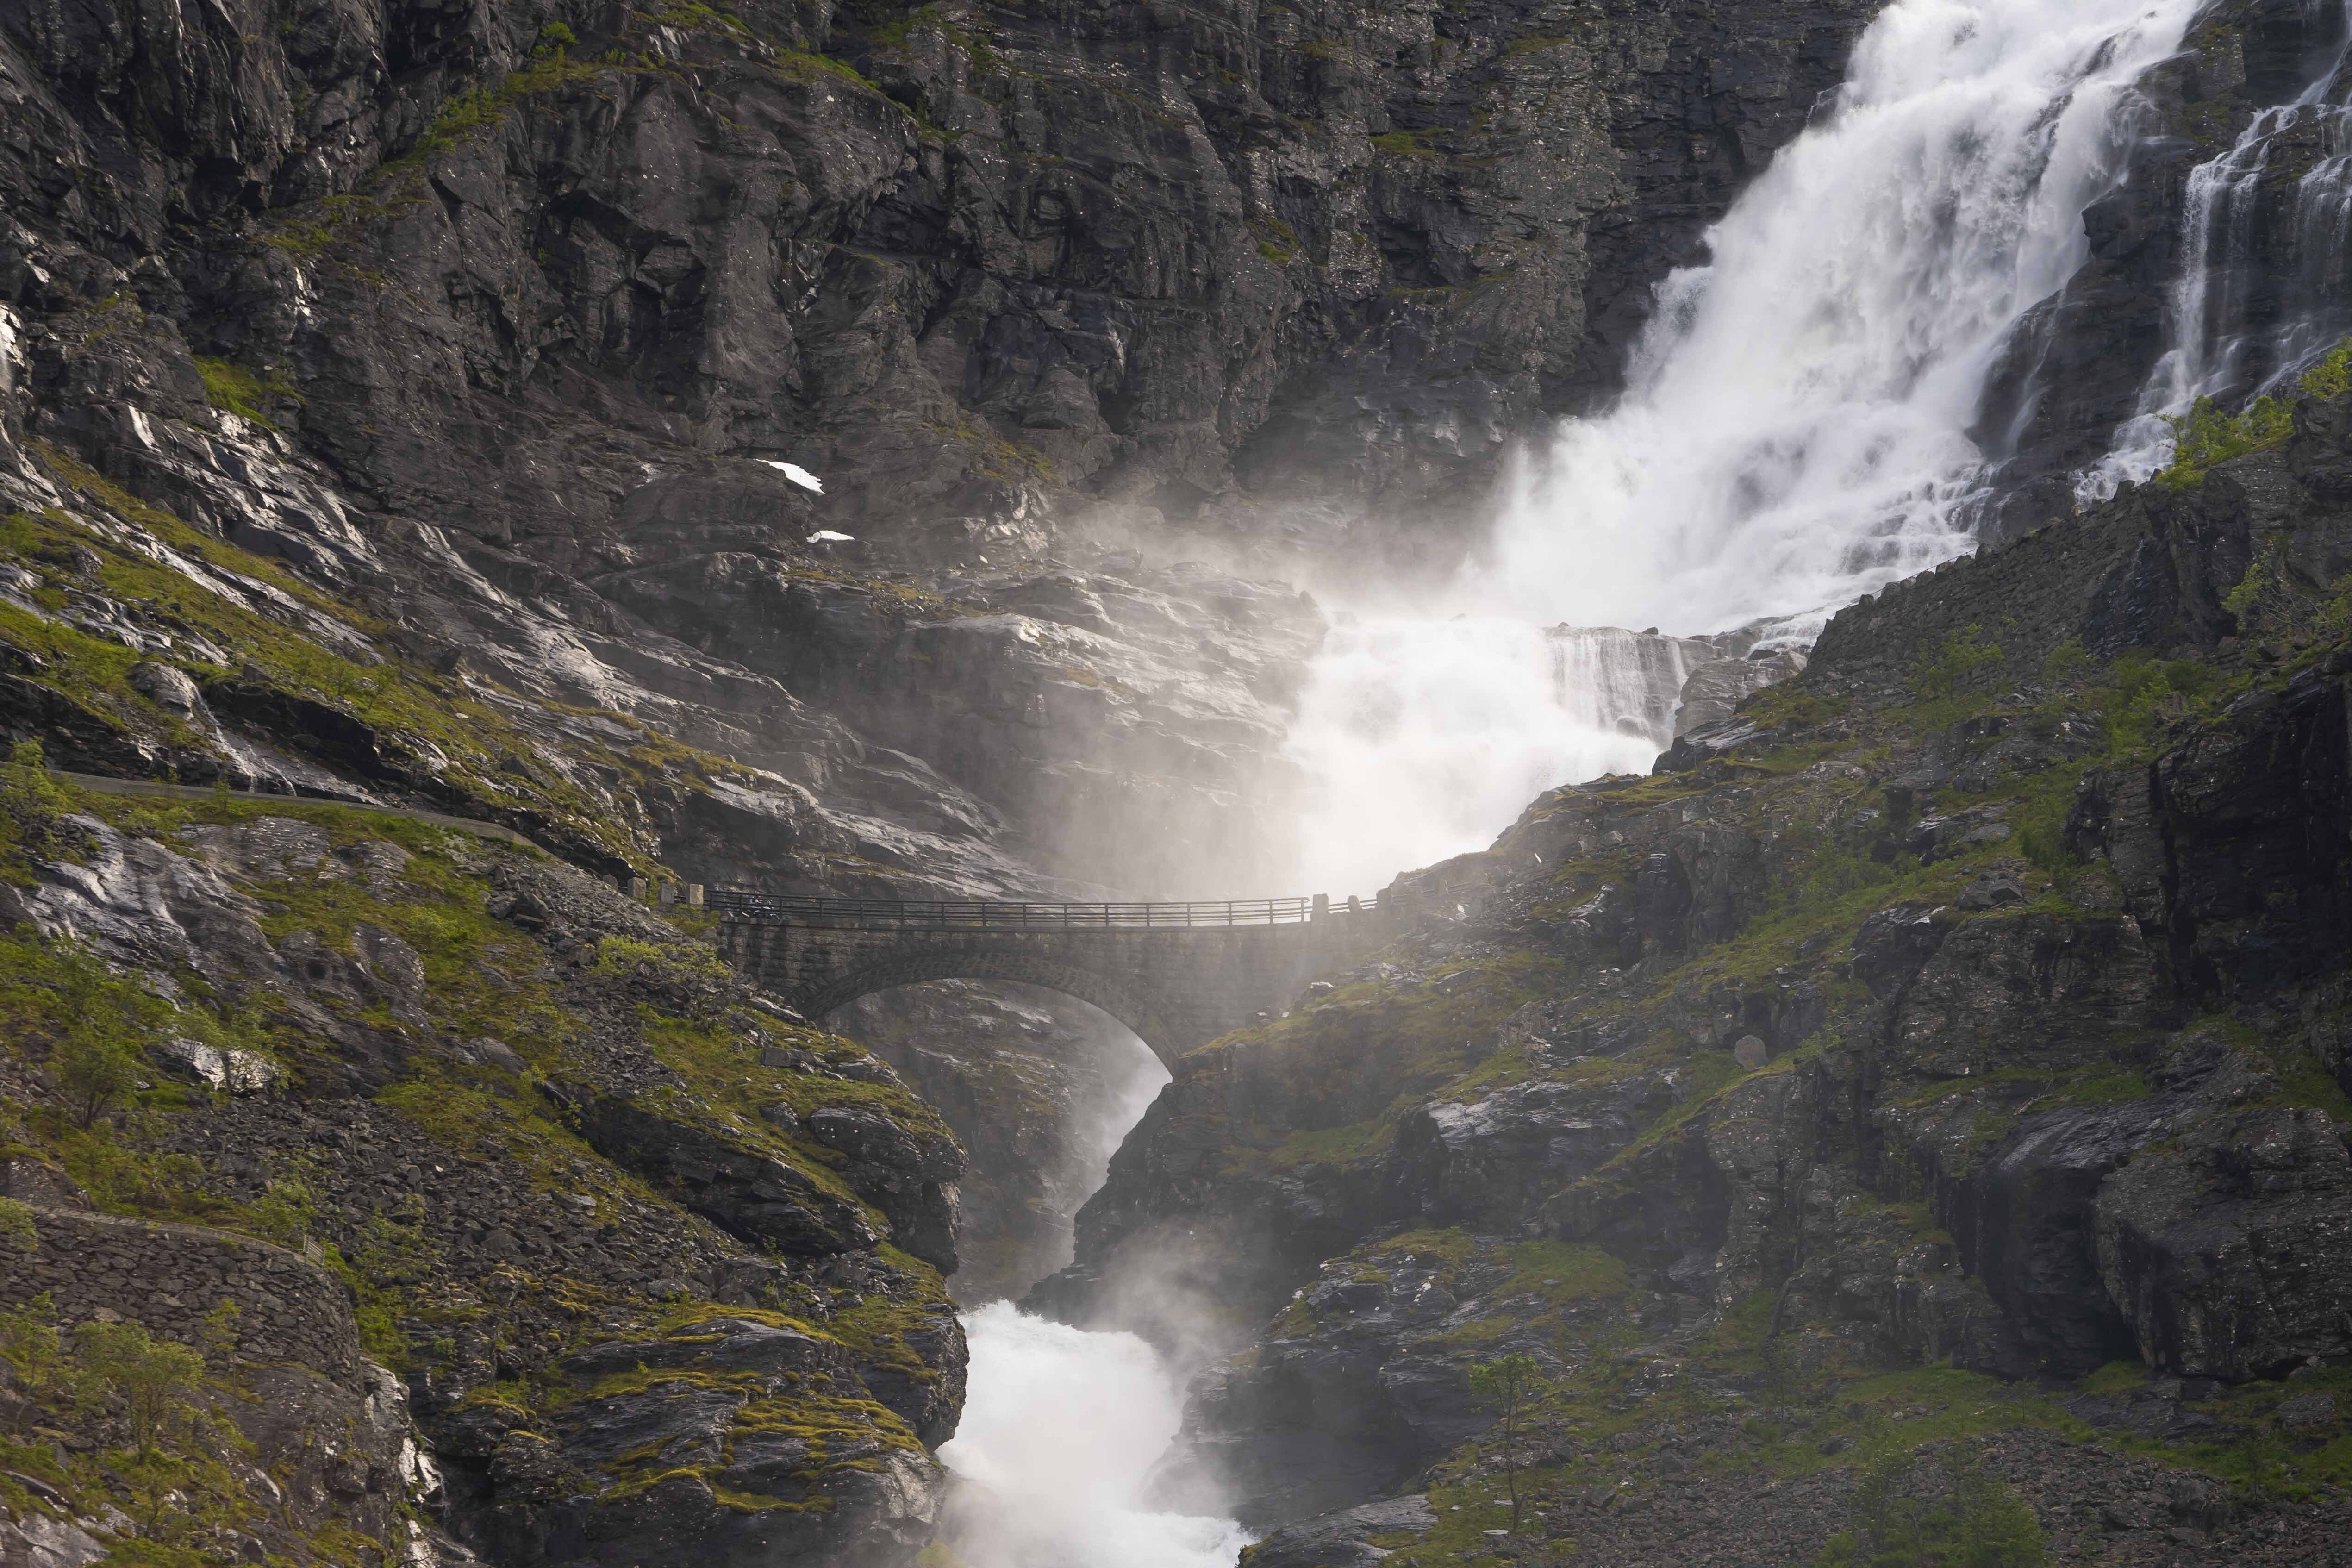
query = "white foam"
xmin=936 ymin=1303 xmax=1254 ymax=1568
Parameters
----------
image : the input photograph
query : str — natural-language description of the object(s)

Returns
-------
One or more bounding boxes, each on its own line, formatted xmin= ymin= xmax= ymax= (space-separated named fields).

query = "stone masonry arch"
xmin=791 ymin=950 xmax=1198 ymax=1065
xmin=712 ymin=904 xmax=1397 ymax=1070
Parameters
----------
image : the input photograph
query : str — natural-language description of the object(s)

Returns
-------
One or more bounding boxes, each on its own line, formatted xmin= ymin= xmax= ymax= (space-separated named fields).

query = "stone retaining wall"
xmin=0 ymin=1205 xmax=362 ymax=1389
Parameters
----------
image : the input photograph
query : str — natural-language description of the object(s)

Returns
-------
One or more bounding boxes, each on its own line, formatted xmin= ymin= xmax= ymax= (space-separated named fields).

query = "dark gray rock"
xmin=1240 ymin=1493 xmax=1438 ymax=1568
xmin=2096 ymin=1105 xmax=2352 ymax=1379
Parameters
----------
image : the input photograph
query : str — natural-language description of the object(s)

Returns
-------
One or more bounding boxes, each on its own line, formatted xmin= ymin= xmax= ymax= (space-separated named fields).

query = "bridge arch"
xmin=793 ymin=951 xmax=1201 ymax=1069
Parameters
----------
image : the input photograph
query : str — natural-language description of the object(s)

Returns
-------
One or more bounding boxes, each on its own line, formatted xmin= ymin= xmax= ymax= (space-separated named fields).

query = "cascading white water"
xmin=1284 ymin=0 xmax=2205 ymax=896
xmin=2091 ymin=3 xmax=2352 ymax=494
xmin=935 ymin=1304 xmax=1254 ymax=1568
xmin=1285 ymin=618 xmax=1692 ymax=898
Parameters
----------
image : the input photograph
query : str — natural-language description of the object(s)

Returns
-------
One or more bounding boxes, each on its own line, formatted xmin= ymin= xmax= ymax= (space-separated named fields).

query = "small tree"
xmin=0 ymin=1293 xmax=66 ymax=1431
xmin=1817 ymin=1448 xmax=2047 ymax=1568
xmin=198 ymin=1299 xmax=242 ymax=1373
xmin=49 ymin=944 xmax=146 ymax=1129
xmin=74 ymin=1319 xmax=205 ymax=1459
xmin=1912 ymin=625 xmax=2003 ymax=702
xmin=0 ymin=739 xmax=77 ymax=856
xmin=1470 ymin=1351 xmax=1548 ymax=1535
xmin=55 ymin=1029 xmax=140 ymax=1131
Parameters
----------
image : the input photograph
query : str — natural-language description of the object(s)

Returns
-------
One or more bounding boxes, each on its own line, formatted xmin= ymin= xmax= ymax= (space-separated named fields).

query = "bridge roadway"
xmin=708 ymin=892 xmax=1400 ymax=1068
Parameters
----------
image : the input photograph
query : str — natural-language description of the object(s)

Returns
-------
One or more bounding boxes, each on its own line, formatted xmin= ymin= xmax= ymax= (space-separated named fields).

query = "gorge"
xmin=0 ymin=0 xmax=2349 ymax=1564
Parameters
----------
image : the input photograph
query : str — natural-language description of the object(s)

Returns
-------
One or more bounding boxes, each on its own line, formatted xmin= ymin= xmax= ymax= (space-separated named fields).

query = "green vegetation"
xmin=2156 ymin=334 xmax=2352 ymax=490
xmin=1469 ymin=1352 xmax=1548 ymax=1534
xmin=1817 ymin=1449 xmax=2048 ymax=1567
xmin=1 ymin=739 xmax=83 ymax=865
xmin=409 ymin=38 xmax=616 ymax=161
xmin=1371 ymin=128 xmax=1441 ymax=157
xmin=0 ymin=1293 xmax=277 ymax=1555
xmin=1911 ymin=624 xmax=2003 ymax=701
xmin=1251 ymin=213 xmax=1302 ymax=265
xmin=0 ymin=452 xmax=699 ymax=869
xmin=192 ymin=356 xmax=300 ymax=427
xmin=928 ymin=412 xmax=1059 ymax=485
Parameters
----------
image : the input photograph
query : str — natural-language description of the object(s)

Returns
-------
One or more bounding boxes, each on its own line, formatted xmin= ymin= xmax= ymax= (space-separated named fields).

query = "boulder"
xmin=2096 ymin=1106 xmax=2352 ymax=1379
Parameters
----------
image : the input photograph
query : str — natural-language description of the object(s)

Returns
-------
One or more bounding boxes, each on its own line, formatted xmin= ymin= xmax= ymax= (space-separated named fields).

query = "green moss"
xmin=5 ymin=454 xmax=687 ymax=868
xmin=1372 ymin=1228 xmax=1479 ymax=1270
xmin=411 ymin=49 xmax=616 ymax=159
xmin=191 ymin=357 xmax=301 ymax=427
xmin=926 ymin=413 xmax=1058 ymax=485
xmin=775 ymin=49 xmax=883 ymax=91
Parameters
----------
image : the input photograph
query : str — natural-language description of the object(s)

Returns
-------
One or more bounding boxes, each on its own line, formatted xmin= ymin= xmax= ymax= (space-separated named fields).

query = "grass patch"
xmin=191 ymin=357 xmax=300 ymax=427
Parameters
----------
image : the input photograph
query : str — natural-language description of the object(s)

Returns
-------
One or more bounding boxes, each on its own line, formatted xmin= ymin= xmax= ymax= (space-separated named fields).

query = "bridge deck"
xmin=707 ymin=890 xmax=1390 ymax=930
xmin=707 ymin=888 xmax=1399 ymax=1065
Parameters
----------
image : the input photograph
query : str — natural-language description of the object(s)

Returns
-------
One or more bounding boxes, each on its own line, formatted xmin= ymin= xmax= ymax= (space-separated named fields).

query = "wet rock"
xmin=152 ymin=1036 xmax=281 ymax=1094
xmin=571 ymin=1089 xmax=882 ymax=1258
xmin=1890 ymin=912 xmax=2161 ymax=1078
xmin=1387 ymin=1072 xmax=1678 ymax=1230
xmin=0 ymin=1512 xmax=110 ymax=1568
xmin=2095 ymin=1105 xmax=2352 ymax=1379
xmin=127 ymin=660 xmax=202 ymax=714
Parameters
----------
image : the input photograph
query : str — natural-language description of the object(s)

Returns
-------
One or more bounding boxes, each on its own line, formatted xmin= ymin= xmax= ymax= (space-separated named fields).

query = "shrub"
xmin=1912 ymin=625 xmax=2003 ymax=701
xmin=0 ymin=1196 xmax=34 ymax=1253
xmin=1 ymin=739 xmax=83 ymax=859
xmin=74 ymin=1319 xmax=205 ymax=1458
xmin=1817 ymin=1449 xmax=2048 ymax=1567
xmin=249 ymin=1168 xmax=320 ymax=1247
xmin=2039 ymin=638 xmax=2090 ymax=689
xmin=2157 ymin=334 xmax=2352 ymax=490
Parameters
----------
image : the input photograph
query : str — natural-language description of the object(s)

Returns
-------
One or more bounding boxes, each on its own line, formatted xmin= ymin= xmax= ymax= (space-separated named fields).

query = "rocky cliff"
xmin=1037 ymin=385 xmax=2352 ymax=1562
xmin=0 ymin=0 xmax=1887 ymax=1558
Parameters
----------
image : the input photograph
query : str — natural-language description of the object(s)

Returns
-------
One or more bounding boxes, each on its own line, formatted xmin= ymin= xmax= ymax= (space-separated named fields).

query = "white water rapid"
xmin=935 ymin=1304 xmax=1254 ymax=1568
xmin=1285 ymin=0 xmax=2205 ymax=897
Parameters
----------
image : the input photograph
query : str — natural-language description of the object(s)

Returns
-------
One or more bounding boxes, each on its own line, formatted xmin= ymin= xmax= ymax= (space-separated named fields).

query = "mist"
xmin=934 ymin=1305 xmax=1254 ymax=1568
xmin=1276 ymin=0 xmax=2202 ymax=896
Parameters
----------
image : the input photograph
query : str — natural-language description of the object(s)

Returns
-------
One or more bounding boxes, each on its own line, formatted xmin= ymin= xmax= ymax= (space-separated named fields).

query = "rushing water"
xmin=1285 ymin=0 xmax=2205 ymax=895
xmin=936 ymin=1307 xmax=1254 ymax=1566
xmin=2091 ymin=1 xmax=2352 ymax=494
xmin=1285 ymin=619 xmax=1699 ymax=899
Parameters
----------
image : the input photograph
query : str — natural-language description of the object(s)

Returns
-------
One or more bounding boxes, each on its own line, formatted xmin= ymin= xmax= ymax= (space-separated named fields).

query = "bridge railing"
xmin=706 ymin=889 xmax=1392 ymax=930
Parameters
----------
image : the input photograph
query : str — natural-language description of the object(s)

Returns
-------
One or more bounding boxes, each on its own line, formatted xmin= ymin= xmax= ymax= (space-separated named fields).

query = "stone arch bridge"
xmin=710 ymin=892 xmax=1400 ymax=1068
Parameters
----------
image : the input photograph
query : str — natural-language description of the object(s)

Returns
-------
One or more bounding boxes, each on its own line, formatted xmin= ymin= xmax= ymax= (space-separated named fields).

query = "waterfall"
xmin=1284 ymin=0 xmax=2206 ymax=896
xmin=936 ymin=1304 xmax=1254 ymax=1568
xmin=1282 ymin=618 xmax=1688 ymax=899
xmin=2092 ymin=2 xmax=2352 ymax=494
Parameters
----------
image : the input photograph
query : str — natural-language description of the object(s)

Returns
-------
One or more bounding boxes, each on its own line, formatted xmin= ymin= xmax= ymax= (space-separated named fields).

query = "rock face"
xmin=834 ymin=980 xmax=1165 ymax=1300
xmin=0 ymin=805 xmax=968 ymax=1568
xmin=0 ymin=0 xmax=1883 ymax=918
xmin=1035 ymin=400 xmax=2352 ymax=1553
